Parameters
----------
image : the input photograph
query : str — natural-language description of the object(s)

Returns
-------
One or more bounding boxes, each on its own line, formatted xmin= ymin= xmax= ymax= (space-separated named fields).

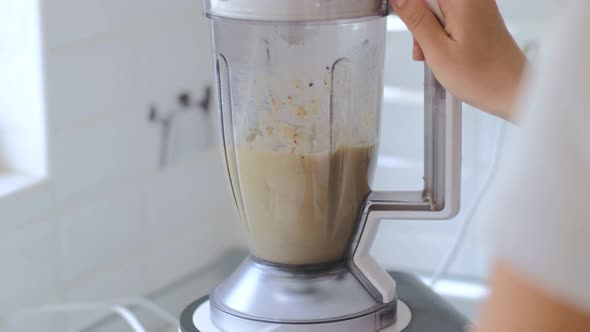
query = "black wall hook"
xmin=149 ymin=85 xmax=213 ymax=168
xmin=177 ymin=86 xmax=212 ymax=113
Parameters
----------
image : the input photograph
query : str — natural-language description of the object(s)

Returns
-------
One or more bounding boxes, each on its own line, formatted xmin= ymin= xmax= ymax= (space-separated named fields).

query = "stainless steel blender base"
xmin=180 ymin=270 xmax=471 ymax=332
xmin=190 ymin=299 xmax=412 ymax=332
xmin=209 ymin=257 xmax=396 ymax=331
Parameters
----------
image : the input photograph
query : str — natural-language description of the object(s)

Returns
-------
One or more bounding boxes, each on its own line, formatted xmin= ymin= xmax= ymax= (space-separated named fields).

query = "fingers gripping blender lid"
xmin=204 ymin=0 xmax=389 ymax=22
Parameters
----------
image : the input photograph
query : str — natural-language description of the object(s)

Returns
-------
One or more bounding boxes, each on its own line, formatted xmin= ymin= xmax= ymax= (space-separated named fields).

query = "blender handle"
xmin=349 ymin=0 xmax=462 ymax=304
xmin=426 ymin=0 xmax=444 ymax=21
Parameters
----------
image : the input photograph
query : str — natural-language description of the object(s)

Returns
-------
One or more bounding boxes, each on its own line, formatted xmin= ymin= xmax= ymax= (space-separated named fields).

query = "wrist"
xmin=500 ymin=50 xmax=527 ymax=121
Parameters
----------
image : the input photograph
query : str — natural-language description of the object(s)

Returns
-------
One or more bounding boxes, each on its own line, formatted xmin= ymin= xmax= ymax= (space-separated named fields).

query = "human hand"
xmin=390 ymin=0 xmax=527 ymax=121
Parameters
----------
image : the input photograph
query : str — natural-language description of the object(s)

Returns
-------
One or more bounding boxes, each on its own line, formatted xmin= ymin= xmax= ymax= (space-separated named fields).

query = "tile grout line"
xmin=49 ymin=180 xmax=68 ymax=331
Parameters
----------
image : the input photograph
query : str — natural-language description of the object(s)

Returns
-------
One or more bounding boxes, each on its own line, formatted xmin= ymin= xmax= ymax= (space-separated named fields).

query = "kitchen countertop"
xmin=82 ymin=249 xmax=475 ymax=332
xmin=179 ymin=270 xmax=471 ymax=332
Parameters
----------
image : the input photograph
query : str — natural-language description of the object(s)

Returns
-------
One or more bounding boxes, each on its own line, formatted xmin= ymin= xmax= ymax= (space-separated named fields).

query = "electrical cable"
xmin=428 ymin=41 xmax=539 ymax=289
xmin=5 ymin=303 xmax=145 ymax=332
xmin=260 ymin=325 xmax=282 ymax=332
xmin=111 ymin=305 xmax=148 ymax=332
xmin=429 ymin=121 xmax=508 ymax=287
xmin=3 ymin=297 xmax=177 ymax=332
xmin=429 ymin=41 xmax=539 ymax=288
xmin=122 ymin=297 xmax=178 ymax=327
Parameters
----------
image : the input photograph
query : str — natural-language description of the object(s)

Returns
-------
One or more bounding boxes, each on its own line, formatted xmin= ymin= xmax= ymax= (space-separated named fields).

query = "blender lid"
xmin=204 ymin=0 xmax=388 ymax=21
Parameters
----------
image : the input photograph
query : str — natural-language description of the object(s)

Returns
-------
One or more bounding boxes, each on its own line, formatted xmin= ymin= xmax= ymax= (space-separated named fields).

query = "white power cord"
xmin=3 ymin=297 xmax=176 ymax=332
xmin=121 ymin=297 xmax=178 ymax=327
xmin=111 ymin=306 xmax=148 ymax=332
xmin=429 ymin=42 xmax=539 ymax=288
xmin=260 ymin=325 xmax=282 ymax=332
xmin=429 ymin=121 xmax=508 ymax=287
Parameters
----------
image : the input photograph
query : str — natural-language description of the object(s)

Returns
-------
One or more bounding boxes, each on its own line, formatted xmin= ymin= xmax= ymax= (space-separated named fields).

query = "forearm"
xmin=481 ymin=44 xmax=527 ymax=122
xmin=476 ymin=261 xmax=590 ymax=332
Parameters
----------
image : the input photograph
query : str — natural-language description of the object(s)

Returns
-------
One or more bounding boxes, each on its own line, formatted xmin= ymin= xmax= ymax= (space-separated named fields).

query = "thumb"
xmin=390 ymin=0 xmax=448 ymax=58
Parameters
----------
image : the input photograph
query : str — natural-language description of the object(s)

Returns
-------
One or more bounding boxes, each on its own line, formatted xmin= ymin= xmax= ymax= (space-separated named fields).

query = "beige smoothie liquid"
xmin=234 ymin=145 xmax=375 ymax=265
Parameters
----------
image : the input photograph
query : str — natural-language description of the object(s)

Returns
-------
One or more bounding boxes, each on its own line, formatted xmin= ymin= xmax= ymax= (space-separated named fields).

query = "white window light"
xmin=387 ymin=16 xmax=408 ymax=32
xmin=0 ymin=0 xmax=47 ymax=196
xmin=420 ymin=276 xmax=490 ymax=300
xmin=383 ymin=86 xmax=423 ymax=107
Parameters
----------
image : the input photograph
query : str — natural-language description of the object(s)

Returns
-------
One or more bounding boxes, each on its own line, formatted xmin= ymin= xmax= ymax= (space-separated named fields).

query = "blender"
xmin=182 ymin=0 xmax=462 ymax=331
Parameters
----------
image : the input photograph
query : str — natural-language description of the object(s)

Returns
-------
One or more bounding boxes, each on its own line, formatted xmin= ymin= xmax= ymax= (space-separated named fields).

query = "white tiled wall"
xmin=0 ymin=178 xmax=52 ymax=233
xmin=46 ymin=36 xmax=141 ymax=132
xmin=0 ymin=221 xmax=59 ymax=311
xmin=0 ymin=1 xmax=242 ymax=331
xmin=51 ymin=108 xmax=150 ymax=206
xmin=60 ymin=183 xmax=146 ymax=284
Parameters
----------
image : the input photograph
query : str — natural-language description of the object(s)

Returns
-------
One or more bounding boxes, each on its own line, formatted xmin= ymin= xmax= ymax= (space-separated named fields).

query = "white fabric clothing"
xmin=479 ymin=0 xmax=590 ymax=312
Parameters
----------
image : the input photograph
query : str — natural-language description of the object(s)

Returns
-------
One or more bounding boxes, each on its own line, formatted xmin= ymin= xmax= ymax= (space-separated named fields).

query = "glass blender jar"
xmin=203 ymin=0 xmax=462 ymax=331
